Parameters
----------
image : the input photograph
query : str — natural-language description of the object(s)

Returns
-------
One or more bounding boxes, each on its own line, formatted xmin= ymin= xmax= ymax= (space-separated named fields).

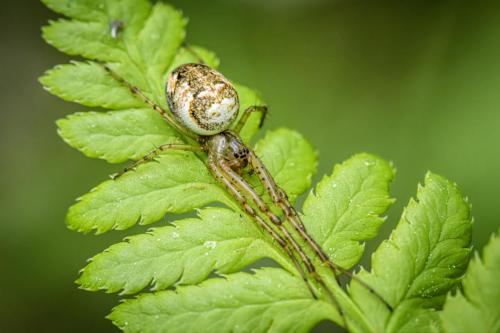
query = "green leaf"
xmin=168 ymin=46 xmax=220 ymax=71
xmin=41 ymin=0 xmax=109 ymax=22
xmin=41 ymin=2 xmax=185 ymax=109
xmin=43 ymin=19 xmax=128 ymax=62
xmin=136 ymin=3 xmax=186 ymax=102
xmin=255 ymin=128 xmax=317 ymax=202
xmin=56 ymin=108 xmax=181 ymax=163
xmin=440 ymin=230 xmax=500 ymax=333
xmin=40 ymin=61 xmax=143 ymax=109
xmin=108 ymin=268 xmax=338 ymax=333
xmin=41 ymin=0 xmax=151 ymax=32
xmin=66 ymin=151 xmax=229 ymax=234
xmin=42 ymin=2 xmax=489 ymax=332
xmin=350 ymin=172 xmax=473 ymax=333
xmin=77 ymin=208 xmax=293 ymax=294
xmin=99 ymin=0 xmax=152 ymax=39
xmin=301 ymin=153 xmax=395 ymax=269
xmin=42 ymin=0 xmax=151 ymax=61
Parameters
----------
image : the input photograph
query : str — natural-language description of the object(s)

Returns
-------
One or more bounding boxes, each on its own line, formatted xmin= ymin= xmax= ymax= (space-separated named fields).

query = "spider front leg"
xmin=248 ymin=150 xmax=338 ymax=264
xmin=212 ymin=157 xmax=345 ymax=319
xmin=217 ymin=160 xmax=317 ymax=276
xmin=232 ymin=105 xmax=268 ymax=134
xmin=206 ymin=158 xmax=318 ymax=299
xmin=112 ymin=143 xmax=202 ymax=179
xmin=247 ymin=151 xmax=394 ymax=311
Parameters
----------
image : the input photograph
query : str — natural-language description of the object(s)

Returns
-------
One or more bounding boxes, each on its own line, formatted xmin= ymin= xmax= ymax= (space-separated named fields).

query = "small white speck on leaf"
xmin=204 ymin=240 xmax=217 ymax=249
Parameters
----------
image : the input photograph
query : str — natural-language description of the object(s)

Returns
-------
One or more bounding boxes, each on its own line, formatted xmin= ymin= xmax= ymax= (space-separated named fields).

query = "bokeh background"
xmin=1 ymin=0 xmax=499 ymax=331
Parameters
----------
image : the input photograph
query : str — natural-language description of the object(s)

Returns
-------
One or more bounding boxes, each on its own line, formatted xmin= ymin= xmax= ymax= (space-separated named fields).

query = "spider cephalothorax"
xmin=206 ymin=132 xmax=250 ymax=172
xmin=166 ymin=63 xmax=239 ymax=135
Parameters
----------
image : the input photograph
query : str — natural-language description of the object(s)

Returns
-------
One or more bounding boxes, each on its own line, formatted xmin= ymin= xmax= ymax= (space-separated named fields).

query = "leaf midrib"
xmin=92 ymin=237 xmax=265 ymax=271
xmin=133 ymin=298 xmax=320 ymax=317
xmin=79 ymin=181 xmax=217 ymax=215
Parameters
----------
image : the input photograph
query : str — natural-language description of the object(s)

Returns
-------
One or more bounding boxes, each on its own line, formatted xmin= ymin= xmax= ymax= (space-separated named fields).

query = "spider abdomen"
xmin=166 ymin=63 xmax=239 ymax=136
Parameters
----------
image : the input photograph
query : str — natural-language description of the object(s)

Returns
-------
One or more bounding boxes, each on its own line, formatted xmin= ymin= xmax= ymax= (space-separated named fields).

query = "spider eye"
xmin=166 ymin=63 xmax=240 ymax=136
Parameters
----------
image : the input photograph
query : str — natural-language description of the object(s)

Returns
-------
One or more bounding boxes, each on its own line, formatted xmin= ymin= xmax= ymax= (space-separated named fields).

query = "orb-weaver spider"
xmin=102 ymin=49 xmax=391 ymax=329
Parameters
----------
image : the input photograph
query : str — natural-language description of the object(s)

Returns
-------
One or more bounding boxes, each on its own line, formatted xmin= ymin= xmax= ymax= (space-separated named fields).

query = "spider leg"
xmin=232 ymin=106 xmax=268 ymax=134
xmin=112 ymin=143 xmax=201 ymax=180
xmin=218 ymin=161 xmax=312 ymax=267
xmin=215 ymin=160 xmax=347 ymax=326
xmin=247 ymin=151 xmax=394 ymax=311
xmin=206 ymin=158 xmax=318 ymax=299
xmin=249 ymin=149 xmax=355 ymax=267
xmin=100 ymin=63 xmax=199 ymax=141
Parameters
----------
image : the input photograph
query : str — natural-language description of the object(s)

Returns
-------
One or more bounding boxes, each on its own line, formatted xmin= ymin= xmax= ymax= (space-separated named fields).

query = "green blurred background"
xmin=1 ymin=0 xmax=499 ymax=331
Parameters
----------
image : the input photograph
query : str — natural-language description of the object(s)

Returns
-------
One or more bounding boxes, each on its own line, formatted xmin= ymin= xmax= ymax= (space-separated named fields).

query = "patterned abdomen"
xmin=166 ymin=63 xmax=239 ymax=136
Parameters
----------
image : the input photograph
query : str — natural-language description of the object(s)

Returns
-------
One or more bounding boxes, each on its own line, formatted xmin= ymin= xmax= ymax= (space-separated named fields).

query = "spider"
xmin=102 ymin=51 xmax=391 ymax=328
